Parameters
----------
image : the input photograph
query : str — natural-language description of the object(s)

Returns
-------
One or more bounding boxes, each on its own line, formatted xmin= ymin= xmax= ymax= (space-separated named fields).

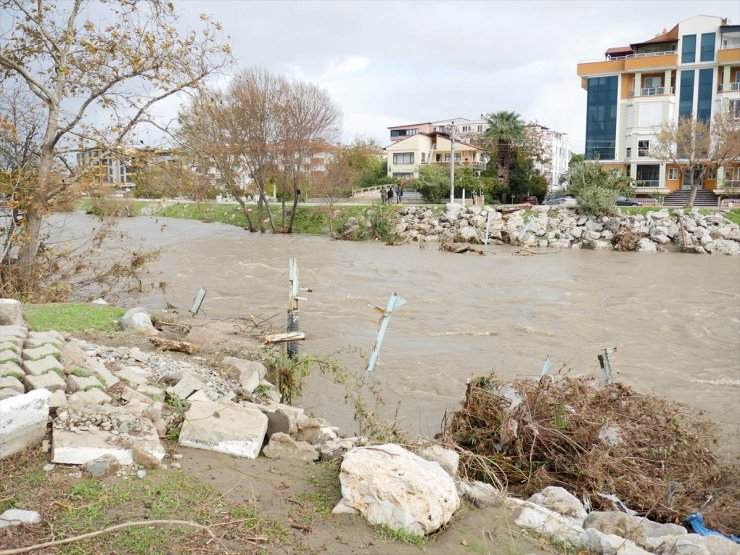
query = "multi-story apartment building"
xmin=76 ymin=148 xmax=135 ymax=190
xmin=385 ymin=132 xmax=487 ymax=179
xmin=577 ymin=15 xmax=740 ymax=198
xmin=387 ymin=117 xmax=570 ymax=189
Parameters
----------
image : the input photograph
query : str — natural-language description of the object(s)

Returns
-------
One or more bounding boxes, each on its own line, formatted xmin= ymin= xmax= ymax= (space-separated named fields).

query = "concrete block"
xmin=22 ymin=343 xmax=61 ymax=361
xmin=85 ymin=358 xmax=120 ymax=388
xmin=0 ymin=299 xmax=24 ymax=326
xmin=48 ymin=389 xmax=67 ymax=410
xmin=68 ymin=388 xmax=112 ymax=406
xmin=25 ymin=371 xmax=67 ymax=392
xmin=263 ymin=432 xmax=319 ymax=461
xmin=22 ymin=355 xmax=63 ymax=376
xmin=0 ymin=376 xmax=24 ymax=394
xmin=0 ymin=341 xmax=21 ymax=354
xmin=179 ymin=400 xmax=268 ymax=459
xmin=24 ymin=332 xmax=63 ymax=350
xmin=60 ymin=340 xmax=86 ymax=372
xmin=0 ymin=350 xmax=21 ymax=365
xmin=136 ymin=384 xmax=163 ymax=397
xmin=0 ymin=388 xmax=20 ymax=400
xmin=0 ymin=389 xmax=50 ymax=459
xmin=166 ymin=372 xmax=204 ymax=400
xmin=66 ymin=374 xmax=104 ymax=393
xmin=243 ymin=401 xmax=305 ymax=437
xmin=115 ymin=365 xmax=151 ymax=386
xmin=0 ymin=362 xmax=24 ymax=378
xmin=0 ymin=324 xmax=27 ymax=340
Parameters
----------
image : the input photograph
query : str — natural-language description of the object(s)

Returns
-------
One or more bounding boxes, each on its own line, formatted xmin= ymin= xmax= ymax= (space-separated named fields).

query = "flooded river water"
xmin=57 ymin=213 xmax=740 ymax=454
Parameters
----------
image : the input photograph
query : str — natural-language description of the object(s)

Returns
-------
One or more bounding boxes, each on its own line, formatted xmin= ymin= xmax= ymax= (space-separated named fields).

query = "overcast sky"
xmin=171 ymin=1 xmax=738 ymax=153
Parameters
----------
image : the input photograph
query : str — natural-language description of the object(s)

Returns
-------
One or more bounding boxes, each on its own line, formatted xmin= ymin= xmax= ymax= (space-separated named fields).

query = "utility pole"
xmin=449 ymin=120 xmax=455 ymax=204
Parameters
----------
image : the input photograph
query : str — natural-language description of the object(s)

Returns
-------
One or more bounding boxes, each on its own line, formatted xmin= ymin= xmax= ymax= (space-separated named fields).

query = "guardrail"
xmin=630 ymin=86 xmax=674 ymax=97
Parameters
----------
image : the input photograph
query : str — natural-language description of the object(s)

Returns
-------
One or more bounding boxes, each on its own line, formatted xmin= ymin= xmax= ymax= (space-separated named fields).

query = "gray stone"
xmin=179 ymin=400 xmax=268 ymax=459
xmin=25 ymin=371 xmax=67 ymax=392
xmin=66 ymin=374 xmax=104 ymax=393
xmin=85 ymin=454 xmax=120 ymax=477
xmin=85 ymin=358 xmax=120 ymax=388
xmin=222 ymin=357 xmax=267 ymax=380
xmin=650 ymin=233 xmax=670 ymax=245
xmin=507 ymin=498 xmax=585 ymax=545
xmin=652 ymin=534 xmax=710 ymax=554
xmin=48 ymin=389 xmax=67 ymax=410
xmin=68 ymin=388 xmax=112 ymax=406
xmin=120 ymin=307 xmax=158 ymax=335
xmin=417 ymin=444 xmax=459 ymax=478
xmin=60 ymin=341 xmax=87 ymax=372
xmin=22 ymin=355 xmax=63 ymax=376
xmin=458 ymin=480 xmax=503 ymax=508
xmin=705 ymin=238 xmax=740 ymax=256
xmin=0 ymin=299 xmax=24 ymax=326
xmin=115 ymin=365 xmax=152 ymax=386
xmin=0 ymin=390 xmax=50 ymax=459
xmin=129 ymin=347 xmax=150 ymax=363
xmin=137 ymin=469 xmax=147 ymax=479
xmin=22 ymin=343 xmax=61 ymax=361
xmin=136 ymin=384 xmax=163 ymax=397
xmin=243 ymin=401 xmax=305 ymax=437
xmin=238 ymin=366 xmax=260 ymax=393
xmin=92 ymin=298 xmax=108 ymax=305
xmin=132 ymin=443 xmax=162 ymax=468
xmin=262 ymin=432 xmax=319 ymax=461
xmin=637 ymin=239 xmax=658 ymax=252
xmin=0 ymin=376 xmax=24 ymax=393
xmin=584 ymin=528 xmax=651 ymax=554
xmin=527 ymin=486 xmax=587 ymax=520
xmin=0 ymin=509 xmax=42 ymax=529
xmin=166 ymin=372 xmax=204 ymax=400
xmin=0 ymin=388 xmax=20 ymax=400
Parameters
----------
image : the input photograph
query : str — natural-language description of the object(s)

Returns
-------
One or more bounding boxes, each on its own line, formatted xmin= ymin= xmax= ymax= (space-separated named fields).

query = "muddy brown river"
xmin=56 ymin=213 xmax=740 ymax=455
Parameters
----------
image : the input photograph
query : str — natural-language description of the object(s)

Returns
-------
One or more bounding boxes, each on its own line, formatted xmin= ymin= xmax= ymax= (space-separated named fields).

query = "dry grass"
xmin=440 ymin=373 xmax=739 ymax=534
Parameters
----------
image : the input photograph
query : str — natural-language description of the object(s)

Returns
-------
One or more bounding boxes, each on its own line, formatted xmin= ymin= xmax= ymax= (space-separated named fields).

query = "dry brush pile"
xmin=439 ymin=373 xmax=739 ymax=534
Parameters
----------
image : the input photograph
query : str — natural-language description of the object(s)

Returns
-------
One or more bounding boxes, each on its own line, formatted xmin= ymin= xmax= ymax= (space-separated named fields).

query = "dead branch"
xmin=150 ymin=336 xmax=196 ymax=354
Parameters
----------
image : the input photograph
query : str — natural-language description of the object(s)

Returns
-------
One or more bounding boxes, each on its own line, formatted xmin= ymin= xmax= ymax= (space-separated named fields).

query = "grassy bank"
xmin=620 ymin=206 xmax=740 ymax=225
xmin=23 ymin=303 xmax=125 ymax=332
xmin=74 ymin=198 xmax=152 ymax=216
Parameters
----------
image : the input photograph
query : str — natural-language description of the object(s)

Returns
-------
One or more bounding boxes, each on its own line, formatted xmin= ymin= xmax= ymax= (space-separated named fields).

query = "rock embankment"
xmin=378 ymin=204 xmax=740 ymax=254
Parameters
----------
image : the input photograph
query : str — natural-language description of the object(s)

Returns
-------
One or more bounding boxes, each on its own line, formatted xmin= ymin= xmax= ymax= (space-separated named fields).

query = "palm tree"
xmin=482 ymin=111 xmax=525 ymax=191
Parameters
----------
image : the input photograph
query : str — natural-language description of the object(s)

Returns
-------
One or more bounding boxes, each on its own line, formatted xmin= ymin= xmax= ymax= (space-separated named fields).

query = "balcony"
xmin=629 ymin=86 xmax=674 ymax=97
xmin=718 ymin=82 xmax=740 ymax=93
xmin=636 ymin=180 xmax=660 ymax=187
xmin=717 ymin=47 xmax=740 ymax=64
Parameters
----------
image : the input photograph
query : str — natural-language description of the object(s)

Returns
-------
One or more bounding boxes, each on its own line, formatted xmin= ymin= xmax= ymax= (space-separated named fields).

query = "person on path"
xmin=387 ymin=186 xmax=394 ymax=204
xmin=397 ymin=185 xmax=404 ymax=205
xmin=380 ymin=185 xmax=387 ymax=204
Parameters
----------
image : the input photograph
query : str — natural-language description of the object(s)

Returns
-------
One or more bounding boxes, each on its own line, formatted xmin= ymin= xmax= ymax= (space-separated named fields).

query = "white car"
xmin=543 ymin=195 xmax=577 ymax=208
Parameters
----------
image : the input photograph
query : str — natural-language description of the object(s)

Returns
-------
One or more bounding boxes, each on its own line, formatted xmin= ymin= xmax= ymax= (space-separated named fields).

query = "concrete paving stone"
xmin=0 ymin=389 xmax=50 ymax=459
xmin=179 ymin=400 xmax=268 ymax=459
xmin=0 ymin=362 xmax=24 ymax=378
xmin=22 ymin=343 xmax=61 ymax=361
xmin=166 ymin=372 xmax=204 ymax=400
xmin=66 ymin=374 xmax=105 ymax=393
xmin=24 ymin=332 xmax=64 ymax=350
xmin=0 ymin=349 xmax=21 ymax=365
xmin=68 ymin=388 xmax=112 ymax=406
xmin=85 ymin=358 xmax=120 ymax=388
xmin=0 ymin=341 xmax=21 ymax=353
xmin=115 ymin=365 xmax=152 ymax=386
xmin=0 ymin=376 xmax=25 ymax=394
xmin=0 ymin=388 xmax=20 ymax=400
xmin=122 ymin=385 xmax=152 ymax=404
xmin=22 ymin=355 xmax=63 ymax=376
xmin=48 ymin=389 xmax=68 ymax=410
xmin=25 ymin=371 xmax=67 ymax=392
xmin=0 ymin=324 xmax=27 ymax=339
xmin=136 ymin=384 xmax=163 ymax=397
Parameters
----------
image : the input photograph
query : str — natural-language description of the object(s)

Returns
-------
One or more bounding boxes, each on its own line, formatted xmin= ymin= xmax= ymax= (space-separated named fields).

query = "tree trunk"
xmin=234 ymin=194 xmax=256 ymax=231
xmin=281 ymin=173 xmax=287 ymax=231
xmin=688 ymin=171 xmax=696 ymax=208
xmin=287 ymin=174 xmax=299 ymax=233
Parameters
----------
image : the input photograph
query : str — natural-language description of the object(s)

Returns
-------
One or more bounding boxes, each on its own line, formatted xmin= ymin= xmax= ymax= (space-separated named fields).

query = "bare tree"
xmin=653 ymin=113 xmax=740 ymax=207
xmin=0 ymin=0 xmax=229 ymax=291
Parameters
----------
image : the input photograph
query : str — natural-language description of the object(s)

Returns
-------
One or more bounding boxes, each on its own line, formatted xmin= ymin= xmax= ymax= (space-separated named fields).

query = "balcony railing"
xmin=629 ymin=86 xmax=674 ymax=97
xmin=636 ymin=180 xmax=660 ymax=187
xmin=718 ymin=82 xmax=740 ymax=92
xmin=606 ymin=50 xmax=677 ymax=61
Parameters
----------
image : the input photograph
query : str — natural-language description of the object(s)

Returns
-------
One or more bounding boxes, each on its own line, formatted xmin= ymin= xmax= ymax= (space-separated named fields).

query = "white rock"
xmin=129 ymin=347 xmax=150 ymax=363
xmin=0 ymin=509 xmax=42 ymax=529
xmin=91 ymin=298 xmax=108 ymax=305
xmin=262 ymin=432 xmax=319 ymax=461
xmin=527 ymin=486 xmax=587 ymax=520
xmin=417 ymin=444 xmax=459 ymax=478
xmin=0 ymin=389 xmax=50 ymax=459
xmin=334 ymin=443 xmax=459 ymax=536
xmin=458 ymin=480 xmax=503 ymax=507
xmin=179 ymin=400 xmax=268 ymax=459
xmin=705 ymin=238 xmax=740 ymax=256
xmin=508 ymin=498 xmax=585 ymax=544
xmin=166 ymin=372 xmax=204 ymax=400
xmin=120 ymin=308 xmax=158 ymax=335
xmin=585 ymin=528 xmax=652 ymax=554
xmin=0 ymin=299 xmax=24 ymax=326
xmin=637 ymin=239 xmax=658 ymax=252
xmin=652 ymin=534 xmax=710 ymax=554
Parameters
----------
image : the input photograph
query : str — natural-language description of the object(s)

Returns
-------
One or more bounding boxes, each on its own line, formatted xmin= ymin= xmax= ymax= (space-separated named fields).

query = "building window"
xmin=390 ymin=129 xmax=418 ymax=138
xmin=707 ymin=168 xmax=716 ymax=180
xmin=668 ymin=168 xmax=678 ymax=180
xmin=477 ymin=125 xmax=483 ymax=132
xmin=730 ymin=100 xmax=740 ymax=121
xmin=392 ymin=172 xmax=414 ymax=179
xmin=626 ymin=147 xmax=632 ymax=158
xmin=585 ymin=75 xmax=618 ymax=160
xmin=636 ymin=164 xmax=660 ymax=186
xmin=681 ymin=34 xmax=696 ymax=63
xmin=700 ymin=32 xmax=715 ymax=62
xmin=697 ymin=68 xmax=713 ymax=122
xmin=421 ymin=152 xmax=426 ymax=163
xmin=638 ymin=140 xmax=650 ymax=157
xmin=679 ymin=70 xmax=695 ymax=118
xmin=393 ymin=152 xmax=414 ymax=165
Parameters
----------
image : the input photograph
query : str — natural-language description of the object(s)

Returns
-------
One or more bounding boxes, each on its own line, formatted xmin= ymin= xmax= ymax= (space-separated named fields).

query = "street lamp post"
xmin=449 ymin=120 xmax=455 ymax=204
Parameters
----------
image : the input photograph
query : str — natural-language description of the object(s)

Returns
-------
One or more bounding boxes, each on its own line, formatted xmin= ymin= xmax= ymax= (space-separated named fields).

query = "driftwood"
xmin=149 ymin=336 xmax=196 ymax=354
xmin=439 ymin=241 xmax=485 ymax=255
xmin=498 ymin=203 xmax=532 ymax=213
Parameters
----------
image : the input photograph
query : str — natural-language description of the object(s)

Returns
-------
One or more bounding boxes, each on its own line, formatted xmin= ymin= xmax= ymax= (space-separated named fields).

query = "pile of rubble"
xmin=363 ymin=204 xmax=740 ymax=254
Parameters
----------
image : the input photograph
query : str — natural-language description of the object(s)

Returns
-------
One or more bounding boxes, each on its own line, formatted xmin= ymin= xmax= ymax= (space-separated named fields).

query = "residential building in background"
xmin=75 ymin=148 xmax=135 ymax=191
xmin=385 ymin=132 xmax=486 ymax=179
xmin=527 ymin=123 xmax=572 ymax=190
xmin=577 ymin=14 xmax=740 ymax=198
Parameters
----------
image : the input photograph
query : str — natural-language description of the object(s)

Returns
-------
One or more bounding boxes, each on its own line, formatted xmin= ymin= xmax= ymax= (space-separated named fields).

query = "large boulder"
xmin=705 ymin=238 xmax=740 ymax=256
xmin=333 ymin=443 xmax=459 ymax=536
xmin=120 ymin=307 xmax=158 ymax=335
xmin=0 ymin=389 xmax=50 ymax=459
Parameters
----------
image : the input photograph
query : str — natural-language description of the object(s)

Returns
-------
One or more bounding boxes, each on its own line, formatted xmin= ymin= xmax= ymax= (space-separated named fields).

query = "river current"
xmin=54 ymin=213 xmax=740 ymax=455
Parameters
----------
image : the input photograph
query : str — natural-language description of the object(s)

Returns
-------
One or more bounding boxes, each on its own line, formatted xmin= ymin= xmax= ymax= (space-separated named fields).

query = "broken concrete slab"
xmin=179 ymin=400 xmax=268 ymax=459
xmin=60 ymin=340 xmax=87 ymax=372
xmin=222 ymin=357 xmax=267 ymax=380
xmin=243 ymin=401 xmax=305 ymax=437
xmin=0 ymin=349 xmax=21 ymax=365
xmin=115 ymin=365 xmax=152 ymax=386
xmin=22 ymin=343 xmax=61 ymax=361
xmin=263 ymin=432 xmax=319 ymax=461
xmin=122 ymin=385 xmax=152 ymax=405
xmin=0 ymin=376 xmax=25 ymax=394
xmin=66 ymin=374 xmax=105 ymax=393
xmin=25 ymin=371 xmax=67 ymax=392
xmin=48 ymin=389 xmax=67 ymax=411
xmin=0 ymin=361 xmax=23 ymax=378
xmin=85 ymin=454 xmax=120 ymax=478
xmin=166 ymin=372 xmax=204 ymax=400
xmin=85 ymin=358 xmax=120 ymax=388
xmin=136 ymin=384 xmax=163 ymax=397
xmin=67 ymin=388 xmax=112 ymax=406
xmin=129 ymin=347 xmax=150 ymax=363
xmin=22 ymin=355 xmax=63 ymax=376
xmin=0 ymin=389 xmax=50 ymax=459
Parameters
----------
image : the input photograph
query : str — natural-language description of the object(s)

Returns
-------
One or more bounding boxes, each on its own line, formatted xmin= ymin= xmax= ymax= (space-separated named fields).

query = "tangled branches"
xmin=440 ymin=374 xmax=739 ymax=533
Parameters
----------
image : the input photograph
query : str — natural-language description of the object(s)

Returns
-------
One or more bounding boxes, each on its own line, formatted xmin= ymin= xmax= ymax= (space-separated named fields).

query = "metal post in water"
xmin=287 ymin=258 xmax=309 ymax=360
xmin=483 ymin=211 xmax=492 ymax=245
xmin=189 ymin=288 xmax=207 ymax=316
xmin=598 ymin=347 xmax=617 ymax=384
xmin=518 ymin=215 xmax=536 ymax=242
xmin=540 ymin=354 xmax=553 ymax=376
xmin=366 ymin=293 xmax=407 ymax=373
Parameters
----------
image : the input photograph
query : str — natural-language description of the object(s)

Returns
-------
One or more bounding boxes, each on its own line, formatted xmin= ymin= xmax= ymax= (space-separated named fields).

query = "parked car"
xmin=543 ymin=194 xmax=577 ymax=208
xmin=616 ymin=196 xmax=640 ymax=206
xmin=522 ymin=196 xmax=539 ymax=206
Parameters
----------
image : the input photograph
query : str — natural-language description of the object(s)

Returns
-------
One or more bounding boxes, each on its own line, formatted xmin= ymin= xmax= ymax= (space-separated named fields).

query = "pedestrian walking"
xmin=380 ymin=185 xmax=387 ymax=204
xmin=387 ymin=186 xmax=394 ymax=204
xmin=397 ymin=185 xmax=404 ymax=205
